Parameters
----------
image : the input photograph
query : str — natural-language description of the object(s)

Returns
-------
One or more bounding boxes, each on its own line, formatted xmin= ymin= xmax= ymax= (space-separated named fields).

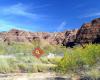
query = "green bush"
xmin=56 ymin=44 xmax=100 ymax=74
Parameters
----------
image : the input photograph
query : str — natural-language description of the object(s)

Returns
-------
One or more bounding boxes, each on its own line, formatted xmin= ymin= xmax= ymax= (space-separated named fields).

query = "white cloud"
xmin=79 ymin=12 xmax=100 ymax=18
xmin=0 ymin=21 xmax=31 ymax=32
xmin=0 ymin=3 xmax=45 ymax=19
xmin=84 ymin=12 xmax=100 ymax=18
xmin=0 ymin=3 xmax=50 ymax=32
xmin=0 ymin=25 xmax=31 ymax=32
xmin=57 ymin=21 xmax=67 ymax=32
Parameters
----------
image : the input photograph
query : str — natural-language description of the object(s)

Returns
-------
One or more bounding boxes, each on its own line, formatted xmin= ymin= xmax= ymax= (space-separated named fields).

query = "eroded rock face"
xmin=0 ymin=29 xmax=78 ymax=46
xmin=0 ymin=29 xmax=66 ymax=45
xmin=76 ymin=18 xmax=100 ymax=43
xmin=62 ymin=29 xmax=78 ymax=46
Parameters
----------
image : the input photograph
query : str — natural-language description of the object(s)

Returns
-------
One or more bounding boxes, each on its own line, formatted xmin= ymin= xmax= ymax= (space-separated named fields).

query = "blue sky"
xmin=0 ymin=0 xmax=100 ymax=32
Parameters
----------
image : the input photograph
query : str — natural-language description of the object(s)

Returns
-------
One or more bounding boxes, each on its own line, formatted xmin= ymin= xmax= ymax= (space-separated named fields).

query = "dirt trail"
xmin=0 ymin=73 xmax=71 ymax=80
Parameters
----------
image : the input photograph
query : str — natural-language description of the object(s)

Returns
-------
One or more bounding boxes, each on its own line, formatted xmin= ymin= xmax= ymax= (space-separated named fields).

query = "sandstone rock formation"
xmin=76 ymin=18 xmax=100 ymax=43
xmin=62 ymin=29 xmax=78 ymax=46
xmin=0 ymin=29 xmax=66 ymax=45
xmin=0 ymin=28 xmax=77 ymax=46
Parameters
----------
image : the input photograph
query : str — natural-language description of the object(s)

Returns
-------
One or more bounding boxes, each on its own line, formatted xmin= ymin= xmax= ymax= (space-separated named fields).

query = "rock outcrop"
xmin=62 ymin=29 xmax=78 ymax=46
xmin=76 ymin=18 xmax=100 ymax=43
xmin=0 ymin=29 xmax=77 ymax=46
xmin=0 ymin=29 xmax=66 ymax=45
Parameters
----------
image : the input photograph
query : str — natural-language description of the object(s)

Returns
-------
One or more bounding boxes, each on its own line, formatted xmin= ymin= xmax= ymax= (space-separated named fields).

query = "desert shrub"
xmin=27 ymin=64 xmax=38 ymax=73
xmin=0 ymin=56 xmax=56 ymax=73
xmin=56 ymin=44 xmax=100 ymax=74
xmin=43 ymin=44 xmax=67 ymax=55
xmin=0 ymin=41 xmax=66 ymax=55
xmin=86 ymin=68 xmax=100 ymax=79
xmin=0 ymin=42 xmax=8 ymax=54
xmin=48 ymin=57 xmax=62 ymax=64
xmin=10 ymin=42 xmax=34 ymax=54
xmin=0 ymin=58 xmax=11 ymax=73
xmin=0 ymin=42 xmax=34 ymax=55
xmin=40 ymin=57 xmax=49 ymax=64
xmin=55 ymin=53 xmax=80 ymax=73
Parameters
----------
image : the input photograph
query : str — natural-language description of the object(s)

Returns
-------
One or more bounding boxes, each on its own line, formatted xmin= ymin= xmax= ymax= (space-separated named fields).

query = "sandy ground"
xmin=0 ymin=73 xmax=71 ymax=80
